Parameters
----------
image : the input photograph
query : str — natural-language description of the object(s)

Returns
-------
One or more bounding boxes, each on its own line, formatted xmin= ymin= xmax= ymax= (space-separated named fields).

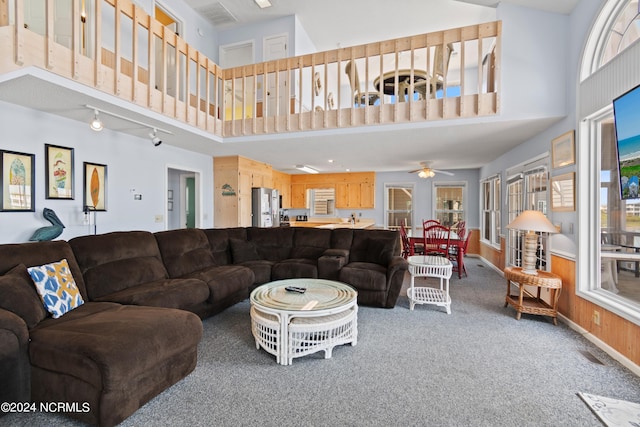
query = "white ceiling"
xmin=0 ymin=0 xmax=579 ymax=175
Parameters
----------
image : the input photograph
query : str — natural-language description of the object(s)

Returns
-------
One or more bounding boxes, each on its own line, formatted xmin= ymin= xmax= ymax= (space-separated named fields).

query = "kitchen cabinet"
xmin=214 ymin=156 xmax=272 ymax=227
xmin=272 ymin=170 xmax=291 ymax=209
xmin=290 ymin=183 xmax=307 ymax=209
xmin=335 ymin=176 xmax=375 ymax=209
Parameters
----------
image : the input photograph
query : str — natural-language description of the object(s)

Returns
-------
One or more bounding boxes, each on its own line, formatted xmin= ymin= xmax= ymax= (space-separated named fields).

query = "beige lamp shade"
xmin=506 ymin=210 xmax=556 ymax=275
xmin=506 ymin=210 xmax=558 ymax=233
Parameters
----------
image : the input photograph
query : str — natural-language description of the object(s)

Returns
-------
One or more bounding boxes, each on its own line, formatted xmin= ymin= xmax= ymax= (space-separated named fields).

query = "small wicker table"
xmin=504 ymin=266 xmax=562 ymax=325
xmin=407 ymin=255 xmax=453 ymax=314
xmin=250 ymin=279 xmax=358 ymax=365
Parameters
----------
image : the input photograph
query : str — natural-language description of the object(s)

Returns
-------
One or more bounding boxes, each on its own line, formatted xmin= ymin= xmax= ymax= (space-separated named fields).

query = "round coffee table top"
xmin=250 ymin=279 xmax=357 ymax=312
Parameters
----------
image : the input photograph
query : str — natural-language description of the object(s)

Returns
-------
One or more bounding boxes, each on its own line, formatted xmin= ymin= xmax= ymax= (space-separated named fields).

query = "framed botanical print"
xmin=45 ymin=144 xmax=74 ymax=199
xmin=83 ymin=162 xmax=107 ymax=211
xmin=0 ymin=150 xmax=35 ymax=212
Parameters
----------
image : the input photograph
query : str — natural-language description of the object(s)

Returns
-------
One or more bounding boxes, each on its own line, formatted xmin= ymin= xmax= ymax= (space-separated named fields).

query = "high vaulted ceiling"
xmin=174 ymin=0 xmax=579 ymax=174
xmin=0 ymin=1 xmax=579 ymax=176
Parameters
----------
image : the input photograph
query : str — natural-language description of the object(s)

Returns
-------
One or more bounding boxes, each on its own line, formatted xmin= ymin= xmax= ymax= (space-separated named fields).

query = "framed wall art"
xmin=551 ymin=172 xmax=575 ymax=212
xmin=551 ymin=130 xmax=576 ymax=169
xmin=45 ymin=144 xmax=74 ymax=199
xmin=0 ymin=150 xmax=35 ymax=212
xmin=83 ymin=162 xmax=107 ymax=211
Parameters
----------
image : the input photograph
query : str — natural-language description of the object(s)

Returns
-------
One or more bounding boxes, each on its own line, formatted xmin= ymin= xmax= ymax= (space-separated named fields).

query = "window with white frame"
xmin=505 ymin=162 xmax=550 ymax=270
xmin=385 ymin=183 xmax=415 ymax=232
xmin=433 ymin=183 xmax=465 ymax=228
xmin=481 ymin=175 xmax=500 ymax=246
xmin=578 ymin=0 xmax=640 ymax=326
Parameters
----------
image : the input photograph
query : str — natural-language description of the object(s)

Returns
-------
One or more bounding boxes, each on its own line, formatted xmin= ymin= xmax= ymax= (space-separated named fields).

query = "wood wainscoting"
xmin=551 ymin=255 xmax=640 ymax=367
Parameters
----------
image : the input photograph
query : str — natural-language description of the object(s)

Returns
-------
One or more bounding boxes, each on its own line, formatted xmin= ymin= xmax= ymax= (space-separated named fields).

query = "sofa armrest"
xmin=0 ymin=308 xmax=30 ymax=404
xmin=321 ymin=248 xmax=349 ymax=262
xmin=384 ymin=256 xmax=409 ymax=307
xmin=318 ymin=249 xmax=349 ymax=281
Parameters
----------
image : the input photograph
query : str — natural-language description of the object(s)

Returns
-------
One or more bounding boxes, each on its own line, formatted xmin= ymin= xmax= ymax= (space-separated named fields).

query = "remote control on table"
xmin=284 ymin=286 xmax=307 ymax=293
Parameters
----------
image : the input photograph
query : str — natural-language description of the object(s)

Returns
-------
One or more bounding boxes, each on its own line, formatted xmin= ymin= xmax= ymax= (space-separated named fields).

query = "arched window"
xmin=581 ymin=0 xmax=639 ymax=80
xmin=601 ymin=0 xmax=640 ymax=66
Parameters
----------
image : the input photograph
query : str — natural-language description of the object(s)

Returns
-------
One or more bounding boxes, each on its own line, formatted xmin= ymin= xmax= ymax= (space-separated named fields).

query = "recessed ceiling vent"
xmin=196 ymin=2 xmax=238 ymax=26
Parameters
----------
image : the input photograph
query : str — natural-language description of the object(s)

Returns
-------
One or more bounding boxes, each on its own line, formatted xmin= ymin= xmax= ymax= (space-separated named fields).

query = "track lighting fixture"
xmin=89 ymin=110 xmax=103 ymax=132
xmin=85 ymin=104 xmax=172 ymax=144
xmin=149 ymin=129 xmax=162 ymax=147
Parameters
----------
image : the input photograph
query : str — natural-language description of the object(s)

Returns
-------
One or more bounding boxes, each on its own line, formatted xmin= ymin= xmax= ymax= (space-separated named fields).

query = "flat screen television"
xmin=614 ymin=83 xmax=640 ymax=200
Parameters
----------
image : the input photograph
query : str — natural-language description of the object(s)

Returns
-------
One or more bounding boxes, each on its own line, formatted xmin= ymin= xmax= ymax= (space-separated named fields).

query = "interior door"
xmin=186 ymin=177 xmax=195 ymax=228
xmin=263 ymin=34 xmax=289 ymax=117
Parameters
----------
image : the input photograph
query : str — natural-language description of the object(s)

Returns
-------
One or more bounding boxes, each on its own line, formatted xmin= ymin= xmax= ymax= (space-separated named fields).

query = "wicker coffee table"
xmin=250 ymin=279 xmax=358 ymax=365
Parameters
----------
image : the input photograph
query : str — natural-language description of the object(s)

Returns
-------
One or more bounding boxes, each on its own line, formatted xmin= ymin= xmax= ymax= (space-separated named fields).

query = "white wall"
xmin=0 ymin=101 xmax=213 ymax=244
xmin=217 ymin=15 xmax=296 ymax=64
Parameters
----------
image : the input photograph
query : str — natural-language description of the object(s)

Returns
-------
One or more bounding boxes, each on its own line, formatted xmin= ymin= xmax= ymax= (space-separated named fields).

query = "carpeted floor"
xmin=4 ymin=259 xmax=640 ymax=426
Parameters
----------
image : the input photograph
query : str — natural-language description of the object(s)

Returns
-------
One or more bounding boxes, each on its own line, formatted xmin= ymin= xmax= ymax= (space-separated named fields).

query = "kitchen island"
xmin=289 ymin=219 xmax=375 ymax=229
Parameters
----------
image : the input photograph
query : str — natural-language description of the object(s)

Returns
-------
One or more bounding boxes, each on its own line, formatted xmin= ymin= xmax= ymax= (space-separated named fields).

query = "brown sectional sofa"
xmin=0 ymin=226 xmax=406 ymax=426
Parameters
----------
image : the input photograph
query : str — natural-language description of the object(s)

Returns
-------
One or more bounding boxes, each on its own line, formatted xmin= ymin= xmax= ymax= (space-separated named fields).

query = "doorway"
xmin=167 ymin=166 xmax=200 ymax=229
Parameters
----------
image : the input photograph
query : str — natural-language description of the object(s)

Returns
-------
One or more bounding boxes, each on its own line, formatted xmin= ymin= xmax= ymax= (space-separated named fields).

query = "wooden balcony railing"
xmin=0 ymin=0 xmax=500 ymax=139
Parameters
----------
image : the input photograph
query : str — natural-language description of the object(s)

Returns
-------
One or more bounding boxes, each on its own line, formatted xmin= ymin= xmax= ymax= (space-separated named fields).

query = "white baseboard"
xmin=558 ymin=313 xmax=640 ymax=377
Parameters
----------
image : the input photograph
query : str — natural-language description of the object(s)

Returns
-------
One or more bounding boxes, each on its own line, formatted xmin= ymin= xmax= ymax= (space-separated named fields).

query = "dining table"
xmin=373 ymin=69 xmax=429 ymax=102
xmin=408 ymin=228 xmax=466 ymax=278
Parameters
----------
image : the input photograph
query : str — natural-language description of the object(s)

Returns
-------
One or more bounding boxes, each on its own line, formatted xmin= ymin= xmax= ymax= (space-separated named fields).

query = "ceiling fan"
xmin=408 ymin=162 xmax=454 ymax=178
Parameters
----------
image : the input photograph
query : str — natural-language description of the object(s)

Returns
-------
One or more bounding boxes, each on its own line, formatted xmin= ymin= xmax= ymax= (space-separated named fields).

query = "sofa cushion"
xmin=229 ymin=238 xmax=261 ymax=263
xmin=247 ymin=227 xmax=294 ymax=261
xmin=0 ymin=264 xmax=48 ymax=328
xmin=238 ymin=260 xmax=274 ymax=286
xmin=0 ymin=240 xmax=89 ymax=302
xmin=91 ymin=278 xmax=210 ymax=309
xmin=155 ymin=229 xmax=217 ymax=277
xmin=290 ymin=228 xmax=332 ymax=260
xmin=365 ymin=238 xmax=394 ymax=265
xmin=27 ymin=259 xmax=84 ymax=318
xmin=28 ymin=302 xmax=202 ymax=425
xmin=69 ymin=231 xmax=169 ymax=300
xmin=203 ymin=228 xmax=248 ymax=266
xmin=272 ymin=259 xmax=318 ymax=280
xmin=183 ymin=265 xmax=253 ymax=302
xmin=349 ymin=229 xmax=399 ymax=263
xmin=339 ymin=262 xmax=388 ymax=291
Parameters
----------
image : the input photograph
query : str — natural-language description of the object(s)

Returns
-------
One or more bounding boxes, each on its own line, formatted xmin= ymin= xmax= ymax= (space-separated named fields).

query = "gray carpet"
xmin=4 ymin=260 xmax=640 ymax=426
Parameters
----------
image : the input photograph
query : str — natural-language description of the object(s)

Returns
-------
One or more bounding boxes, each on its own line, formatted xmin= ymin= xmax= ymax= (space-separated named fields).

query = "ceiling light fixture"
xmin=296 ymin=165 xmax=319 ymax=174
xmin=89 ymin=110 xmax=103 ymax=132
xmin=85 ymin=104 xmax=173 ymax=140
xmin=418 ymin=169 xmax=435 ymax=178
xmin=254 ymin=0 xmax=272 ymax=8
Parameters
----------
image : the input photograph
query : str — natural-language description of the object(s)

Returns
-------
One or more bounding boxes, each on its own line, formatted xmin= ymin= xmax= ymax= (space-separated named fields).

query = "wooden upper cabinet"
xmin=294 ymin=172 xmax=375 ymax=209
xmin=290 ymin=183 xmax=307 ymax=209
xmin=272 ymin=170 xmax=291 ymax=208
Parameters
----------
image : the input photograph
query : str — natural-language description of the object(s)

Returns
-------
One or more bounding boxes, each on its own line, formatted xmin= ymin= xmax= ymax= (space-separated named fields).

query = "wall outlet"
xmin=593 ymin=310 xmax=601 ymax=326
xmin=154 ymin=215 xmax=163 ymax=223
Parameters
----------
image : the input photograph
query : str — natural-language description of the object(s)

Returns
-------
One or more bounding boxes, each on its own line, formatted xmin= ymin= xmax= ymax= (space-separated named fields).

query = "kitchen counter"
xmin=289 ymin=219 xmax=375 ymax=229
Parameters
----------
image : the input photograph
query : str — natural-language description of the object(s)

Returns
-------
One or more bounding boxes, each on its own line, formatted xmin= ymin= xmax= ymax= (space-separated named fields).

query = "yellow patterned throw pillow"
xmin=28 ymin=258 xmax=84 ymax=318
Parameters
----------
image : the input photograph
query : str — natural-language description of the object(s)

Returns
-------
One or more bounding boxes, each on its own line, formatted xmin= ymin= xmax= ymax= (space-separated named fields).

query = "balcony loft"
xmin=0 ymin=0 xmax=501 ymax=154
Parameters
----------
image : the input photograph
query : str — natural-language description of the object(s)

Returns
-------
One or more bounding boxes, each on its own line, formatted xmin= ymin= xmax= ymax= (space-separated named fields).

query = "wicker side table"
xmin=504 ymin=266 xmax=562 ymax=325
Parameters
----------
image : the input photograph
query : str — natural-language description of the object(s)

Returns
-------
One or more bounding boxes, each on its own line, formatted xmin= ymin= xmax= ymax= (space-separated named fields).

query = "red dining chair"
xmin=424 ymin=224 xmax=451 ymax=257
xmin=399 ymin=221 xmax=413 ymax=259
xmin=449 ymin=232 xmax=471 ymax=278
xmin=456 ymin=221 xmax=466 ymax=240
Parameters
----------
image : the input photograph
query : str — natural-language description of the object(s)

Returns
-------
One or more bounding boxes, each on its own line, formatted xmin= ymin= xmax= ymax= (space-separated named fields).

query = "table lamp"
xmin=506 ymin=210 xmax=558 ymax=275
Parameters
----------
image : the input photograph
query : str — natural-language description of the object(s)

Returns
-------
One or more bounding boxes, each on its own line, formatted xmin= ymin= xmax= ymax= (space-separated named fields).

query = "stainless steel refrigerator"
xmin=251 ymin=187 xmax=280 ymax=227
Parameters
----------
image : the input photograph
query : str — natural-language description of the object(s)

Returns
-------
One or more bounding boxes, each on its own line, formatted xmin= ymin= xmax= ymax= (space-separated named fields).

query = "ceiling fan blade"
xmin=408 ymin=169 xmax=422 ymax=173
xmin=432 ymin=169 xmax=454 ymax=176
